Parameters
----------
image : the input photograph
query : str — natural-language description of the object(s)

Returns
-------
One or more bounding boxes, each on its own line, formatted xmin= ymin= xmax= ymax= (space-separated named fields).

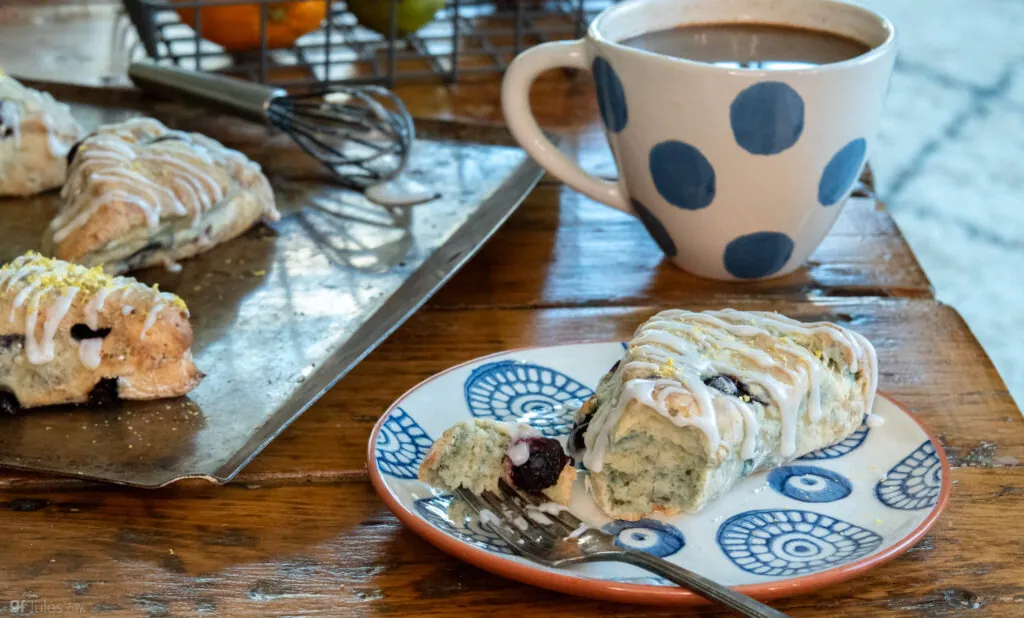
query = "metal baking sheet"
xmin=0 ymin=83 xmax=543 ymax=487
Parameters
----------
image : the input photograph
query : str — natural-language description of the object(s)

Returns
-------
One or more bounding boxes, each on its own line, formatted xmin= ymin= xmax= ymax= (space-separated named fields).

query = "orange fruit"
xmin=175 ymin=2 xmax=327 ymax=51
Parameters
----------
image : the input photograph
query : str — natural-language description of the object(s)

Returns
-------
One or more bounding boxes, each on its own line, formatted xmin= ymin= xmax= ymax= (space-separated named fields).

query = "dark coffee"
xmin=622 ymin=23 xmax=871 ymax=70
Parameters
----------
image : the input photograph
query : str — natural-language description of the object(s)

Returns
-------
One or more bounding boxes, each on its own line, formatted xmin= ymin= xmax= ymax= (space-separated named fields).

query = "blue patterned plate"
xmin=368 ymin=342 xmax=951 ymax=605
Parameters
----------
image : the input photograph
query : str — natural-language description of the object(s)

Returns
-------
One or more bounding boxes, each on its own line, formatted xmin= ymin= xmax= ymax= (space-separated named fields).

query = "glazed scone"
xmin=569 ymin=309 xmax=878 ymax=520
xmin=419 ymin=419 xmax=577 ymax=504
xmin=0 ymin=252 xmax=202 ymax=409
xmin=0 ymin=73 xmax=83 ymax=197
xmin=43 ymin=117 xmax=279 ymax=274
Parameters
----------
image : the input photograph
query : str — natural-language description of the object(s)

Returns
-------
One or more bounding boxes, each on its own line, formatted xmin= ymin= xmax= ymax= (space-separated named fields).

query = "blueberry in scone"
xmin=43 ymin=117 xmax=279 ymax=274
xmin=418 ymin=419 xmax=576 ymax=504
xmin=573 ymin=308 xmax=878 ymax=520
xmin=0 ymin=252 xmax=203 ymax=409
xmin=0 ymin=74 xmax=83 ymax=197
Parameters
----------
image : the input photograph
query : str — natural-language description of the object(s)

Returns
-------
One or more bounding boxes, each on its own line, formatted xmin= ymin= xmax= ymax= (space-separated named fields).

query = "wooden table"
xmin=2 ymin=16 xmax=1023 ymax=616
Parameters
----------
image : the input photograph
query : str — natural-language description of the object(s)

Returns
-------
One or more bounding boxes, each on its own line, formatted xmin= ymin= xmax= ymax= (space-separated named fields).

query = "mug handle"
xmin=502 ymin=40 xmax=631 ymax=214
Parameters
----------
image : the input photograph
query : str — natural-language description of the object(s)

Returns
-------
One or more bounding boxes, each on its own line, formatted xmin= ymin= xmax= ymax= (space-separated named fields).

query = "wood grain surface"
xmin=1 ymin=7 xmax=1022 ymax=616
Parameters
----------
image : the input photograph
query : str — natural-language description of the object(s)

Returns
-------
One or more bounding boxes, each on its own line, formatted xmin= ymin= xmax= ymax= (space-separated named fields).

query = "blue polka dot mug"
xmin=501 ymin=0 xmax=896 ymax=280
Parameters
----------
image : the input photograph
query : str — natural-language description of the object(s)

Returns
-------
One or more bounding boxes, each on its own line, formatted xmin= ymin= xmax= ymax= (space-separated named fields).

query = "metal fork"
xmin=456 ymin=483 xmax=790 ymax=617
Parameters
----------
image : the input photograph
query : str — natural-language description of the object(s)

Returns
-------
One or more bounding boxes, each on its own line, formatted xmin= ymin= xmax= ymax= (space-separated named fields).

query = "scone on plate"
xmin=419 ymin=419 xmax=577 ymax=504
xmin=0 ymin=73 xmax=83 ymax=197
xmin=0 ymin=252 xmax=203 ymax=409
xmin=570 ymin=309 xmax=878 ymax=520
xmin=43 ymin=117 xmax=279 ymax=274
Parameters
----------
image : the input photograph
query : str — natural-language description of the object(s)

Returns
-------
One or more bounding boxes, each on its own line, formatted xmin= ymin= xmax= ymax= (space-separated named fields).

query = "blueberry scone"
xmin=569 ymin=309 xmax=878 ymax=520
xmin=0 ymin=252 xmax=203 ymax=410
xmin=419 ymin=419 xmax=577 ymax=504
xmin=0 ymin=73 xmax=83 ymax=197
xmin=43 ymin=117 xmax=279 ymax=274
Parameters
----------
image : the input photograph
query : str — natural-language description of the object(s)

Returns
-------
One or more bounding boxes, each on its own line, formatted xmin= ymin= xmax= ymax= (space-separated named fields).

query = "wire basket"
xmin=121 ymin=0 xmax=615 ymax=91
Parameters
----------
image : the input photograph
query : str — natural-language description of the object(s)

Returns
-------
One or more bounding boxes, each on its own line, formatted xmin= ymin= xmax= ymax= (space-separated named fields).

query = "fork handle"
xmin=618 ymin=550 xmax=792 ymax=617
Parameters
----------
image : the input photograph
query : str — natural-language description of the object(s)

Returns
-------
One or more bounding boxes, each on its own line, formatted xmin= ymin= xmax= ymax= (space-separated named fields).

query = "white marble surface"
xmin=857 ymin=0 xmax=1024 ymax=409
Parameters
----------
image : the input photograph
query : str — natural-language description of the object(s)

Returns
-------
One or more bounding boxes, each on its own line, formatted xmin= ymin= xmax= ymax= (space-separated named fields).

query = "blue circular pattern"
xmin=464 ymin=361 xmax=594 ymax=437
xmin=603 ymin=519 xmax=686 ymax=558
xmin=631 ymin=199 xmax=677 ymax=257
xmin=723 ymin=231 xmax=794 ymax=279
xmin=648 ymin=140 xmax=716 ymax=210
xmin=718 ymin=509 xmax=882 ymax=577
xmin=416 ymin=495 xmax=512 ymax=555
xmin=730 ymin=82 xmax=805 ymax=155
xmin=819 ymin=138 xmax=867 ymax=206
xmin=799 ymin=422 xmax=870 ymax=460
xmin=876 ymin=440 xmax=942 ymax=510
xmin=375 ymin=407 xmax=434 ymax=479
xmin=768 ymin=465 xmax=853 ymax=503
xmin=593 ymin=57 xmax=627 ymax=133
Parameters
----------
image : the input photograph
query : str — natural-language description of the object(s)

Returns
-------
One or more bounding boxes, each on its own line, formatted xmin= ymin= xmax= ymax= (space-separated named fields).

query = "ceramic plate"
xmin=368 ymin=342 xmax=951 ymax=605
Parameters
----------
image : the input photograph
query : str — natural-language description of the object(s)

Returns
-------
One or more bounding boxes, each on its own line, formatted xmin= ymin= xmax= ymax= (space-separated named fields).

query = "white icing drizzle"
xmin=565 ymin=522 xmax=589 ymax=540
xmin=507 ymin=441 xmax=531 ymax=467
xmin=732 ymin=399 xmax=759 ymax=460
xmin=525 ymin=508 xmax=554 ymax=525
xmin=140 ymin=303 xmax=165 ymax=341
xmin=84 ymin=286 xmax=115 ymax=329
xmin=584 ymin=309 xmax=878 ymax=471
xmin=478 ymin=509 xmax=500 ymax=528
xmin=121 ymin=305 xmax=135 ymax=315
xmin=0 ymin=253 xmax=189 ymax=367
xmin=78 ymin=338 xmax=103 ymax=370
xmin=51 ymin=116 xmax=275 ymax=245
xmin=533 ymin=501 xmax=568 ymax=516
xmin=506 ymin=423 xmax=541 ymax=466
xmin=24 ymin=287 xmax=78 ymax=364
xmin=0 ymin=75 xmax=80 ymax=158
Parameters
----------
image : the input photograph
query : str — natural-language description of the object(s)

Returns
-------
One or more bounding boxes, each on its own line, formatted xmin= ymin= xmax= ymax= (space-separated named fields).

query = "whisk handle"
xmin=128 ymin=63 xmax=285 ymax=124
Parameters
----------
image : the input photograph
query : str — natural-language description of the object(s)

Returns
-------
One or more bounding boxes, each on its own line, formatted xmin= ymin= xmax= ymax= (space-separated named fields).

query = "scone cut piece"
xmin=0 ymin=252 xmax=202 ymax=409
xmin=419 ymin=419 xmax=577 ymax=505
xmin=44 ymin=117 xmax=279 ymax=274
xmin=571 ymin=309 xmax=878 ymax=520
xmin=0 ymin=72 xmax=83 ymax=197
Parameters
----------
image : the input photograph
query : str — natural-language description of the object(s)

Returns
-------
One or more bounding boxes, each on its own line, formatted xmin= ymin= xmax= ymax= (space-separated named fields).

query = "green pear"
xmin=347 ymin=0 xmax=446 ymax=37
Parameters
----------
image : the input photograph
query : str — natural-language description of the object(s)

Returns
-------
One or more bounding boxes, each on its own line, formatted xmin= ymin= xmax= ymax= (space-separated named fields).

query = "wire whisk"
xmin=128 ymin=63 xmax=415 ymax=191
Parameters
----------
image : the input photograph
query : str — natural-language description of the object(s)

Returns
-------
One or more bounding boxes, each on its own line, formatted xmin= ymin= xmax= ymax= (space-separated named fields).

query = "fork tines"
xmin=455 ymin=482 xmax=588 ymax=552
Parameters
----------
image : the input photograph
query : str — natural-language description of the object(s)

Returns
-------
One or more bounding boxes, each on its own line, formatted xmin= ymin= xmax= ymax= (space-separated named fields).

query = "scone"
xmin=0 ymin=252 xmax=203 ymax=409
xmin=570 ymin=309 xmax=878 ymax=520
xmin=43 ymin=117 xmax=279 ymax=274
xmin=419 ymin=419 xmax=577 ymax=504
xmin=0 ymin=73 xmax=83 ymax=197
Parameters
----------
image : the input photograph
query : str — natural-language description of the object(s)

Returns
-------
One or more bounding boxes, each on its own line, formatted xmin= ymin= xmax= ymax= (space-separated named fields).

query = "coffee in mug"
xmin=501 ymin=0 xmax=896 ymax=281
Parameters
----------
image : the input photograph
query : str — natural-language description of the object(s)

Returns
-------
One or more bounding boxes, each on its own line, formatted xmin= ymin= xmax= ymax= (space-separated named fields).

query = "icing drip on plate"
xmin=582 ymin=309 xmax=878 ymax=472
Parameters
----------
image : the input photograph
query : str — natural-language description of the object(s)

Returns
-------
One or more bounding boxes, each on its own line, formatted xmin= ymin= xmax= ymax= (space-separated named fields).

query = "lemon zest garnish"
xmin=2 ymin=251 xmax=189 ymax=313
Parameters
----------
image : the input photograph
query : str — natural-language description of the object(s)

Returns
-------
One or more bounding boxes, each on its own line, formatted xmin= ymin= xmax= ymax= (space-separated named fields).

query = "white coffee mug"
xmin=501 ymin=0 xmax=896 ymax=280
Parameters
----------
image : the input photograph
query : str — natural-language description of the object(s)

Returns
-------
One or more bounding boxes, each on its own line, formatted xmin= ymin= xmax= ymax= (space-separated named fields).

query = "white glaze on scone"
xmin=578 ymin=309 xmax=878 ymax=520
xmin=0 ymin=74 xmax=83 ymax=197
xmin=584 ymin=309 xmax=877 ymax=473
xmin=0 ymin=252 xmax=201 ymax=408
xmin=45 ymin=117 xmax=279 ymax=273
